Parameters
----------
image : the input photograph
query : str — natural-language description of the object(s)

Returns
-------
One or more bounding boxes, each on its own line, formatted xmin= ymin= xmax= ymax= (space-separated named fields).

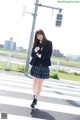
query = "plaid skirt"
xmin=30 ymin=65 xmax=50 ymax=79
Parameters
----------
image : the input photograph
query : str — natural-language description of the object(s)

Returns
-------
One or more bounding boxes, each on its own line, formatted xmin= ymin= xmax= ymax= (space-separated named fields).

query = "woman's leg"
xmin=30 ymin=77 xmax=38 ymax=108
xmin=35 ymin=78 xmax=44 ymax=99
xmin=31 ymin=78 xmax=44 ymax=108
xmin=33 ymin=77 xmax=38 ymax=96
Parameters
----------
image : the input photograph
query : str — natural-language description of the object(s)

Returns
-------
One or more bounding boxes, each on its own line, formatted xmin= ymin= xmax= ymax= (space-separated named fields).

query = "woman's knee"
xmin=37 ymin=78 xmax=43 ymax=86
xmin=33 ymin=77 xmax=38 ymax=85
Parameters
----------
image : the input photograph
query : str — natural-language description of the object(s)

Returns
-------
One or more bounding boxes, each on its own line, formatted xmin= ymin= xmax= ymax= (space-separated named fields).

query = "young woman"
xmin=30 ymin=29 xmax=52 ymax=109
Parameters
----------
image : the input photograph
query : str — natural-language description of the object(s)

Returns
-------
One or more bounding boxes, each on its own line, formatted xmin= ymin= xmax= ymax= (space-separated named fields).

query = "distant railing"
xmin=0 ymin=50 xmax=27 ymax=60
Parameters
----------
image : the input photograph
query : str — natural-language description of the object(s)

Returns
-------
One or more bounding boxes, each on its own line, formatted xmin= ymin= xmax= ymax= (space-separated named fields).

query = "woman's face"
xmin=37 ymin=34 xmax=43 ymax=41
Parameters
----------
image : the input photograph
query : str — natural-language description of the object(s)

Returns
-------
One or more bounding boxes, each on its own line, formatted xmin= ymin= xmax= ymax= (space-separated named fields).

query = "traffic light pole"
xmin=25 ymin=0 xmax=39 ymax=75
xmin=25 ymin=0 xmax=62 ymax=75
xmin=38 ymin=3 xmax=62 ymax=12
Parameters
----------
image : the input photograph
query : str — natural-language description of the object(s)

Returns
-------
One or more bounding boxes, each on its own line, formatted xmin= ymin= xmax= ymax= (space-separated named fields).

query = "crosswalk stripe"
xmin=0 ymin=72 xmax=79 ymax=86
xmin=0 ymin=79 xmax=80 ymax=96
xmin=0 ymin=96 xmax=80 ymax=115
xmin=0 ymin=113 xmax=46 ymax=120
xmin=0 ymin=80 xmax=80 ymax=95
xmin=0 ymin=76 xmax=80 ymax=94
xmin=0 ymin=84 xmax=80 ymax=102
xmin=1 ymin=73 xmax=80 ymax=89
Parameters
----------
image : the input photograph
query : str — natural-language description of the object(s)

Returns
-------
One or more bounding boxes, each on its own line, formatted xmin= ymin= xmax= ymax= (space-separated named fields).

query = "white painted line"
xmin=1 ymin=74 xmax=80 ymax=89
xmin=51 ymin=87 xmax=80 ymax=96
xmin=61 ymin=79 xmax=80 ymax=84
xmin=0 ymin=96 xmax=80 ymax=115
xmin=0 ymin=80 xmax=32 ymax=88
xmin=0 ymin=78 xmax=80 ymax=96
xmin=43 ymin=82 xmax=80 ymax=92
xmin=0 ymin=85 xmax=80 ymax=102
xmin=0 ymin=76 xmax=80 ymax=93
xmin=0 ymin=113 xmax=46 ymax=120
xmin=0 ymin=74 xmax=30 ymax=82
xmin=0 ymin=76 xmax=31 ymax=83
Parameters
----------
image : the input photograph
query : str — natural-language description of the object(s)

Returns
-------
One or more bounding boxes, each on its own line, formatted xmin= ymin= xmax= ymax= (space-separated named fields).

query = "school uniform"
xmin=30 ymin=40 xmax=52 ymax=79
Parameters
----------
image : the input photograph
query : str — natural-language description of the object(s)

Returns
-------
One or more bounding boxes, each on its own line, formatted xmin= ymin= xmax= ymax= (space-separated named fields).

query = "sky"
xmin=0 ymin=0 xmax=80 ymax=55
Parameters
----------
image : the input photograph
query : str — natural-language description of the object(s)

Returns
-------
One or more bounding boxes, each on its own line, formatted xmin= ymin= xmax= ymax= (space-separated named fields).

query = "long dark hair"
xmin=33 ymin=29 xmax=48 ymax=48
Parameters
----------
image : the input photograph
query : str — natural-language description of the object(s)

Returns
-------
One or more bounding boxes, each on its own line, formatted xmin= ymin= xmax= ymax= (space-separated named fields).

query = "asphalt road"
xmin=0 ymin=71 xmax=80 ymax=120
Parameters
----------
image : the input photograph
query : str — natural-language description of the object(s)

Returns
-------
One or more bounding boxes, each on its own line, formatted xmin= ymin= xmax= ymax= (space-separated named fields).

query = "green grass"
xmin=0 ymin=61 xmax=80 ymax=82
xmin=51 ymin=56 xmax=80 ymax=68
xmin=50 ymin=72 xmax=59 ymax=80
xmin=0 ymin=61 xmax=6 ymax=70
xmin=0 ymin=61 xmax=25 ymax=72
xmin=50 ymin=69 xmax=80 ymax=82
xmin=58 ymin=72 xmax=80 ymax=82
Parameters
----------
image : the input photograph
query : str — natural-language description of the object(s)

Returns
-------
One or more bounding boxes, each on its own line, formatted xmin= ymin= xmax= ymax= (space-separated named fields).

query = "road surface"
xmin=0 ymin=71 xmax=80 ymax=120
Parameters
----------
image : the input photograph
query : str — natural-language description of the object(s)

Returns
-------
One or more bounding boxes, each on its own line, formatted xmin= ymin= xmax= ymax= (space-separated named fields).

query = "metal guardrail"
xmin=0 ymin=50 xmax=27 ymax=60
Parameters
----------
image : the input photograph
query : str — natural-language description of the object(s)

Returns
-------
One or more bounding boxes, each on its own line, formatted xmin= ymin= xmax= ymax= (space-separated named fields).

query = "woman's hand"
xmin=34 ymin=47 xmax=40 ymax=52
xmin=36 ymin=53 xmax=41 ymax=58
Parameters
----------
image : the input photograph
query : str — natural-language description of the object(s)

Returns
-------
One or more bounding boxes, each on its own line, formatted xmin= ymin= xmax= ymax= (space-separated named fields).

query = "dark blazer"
xmin=30 ymin=40 xmax=52 ymax=66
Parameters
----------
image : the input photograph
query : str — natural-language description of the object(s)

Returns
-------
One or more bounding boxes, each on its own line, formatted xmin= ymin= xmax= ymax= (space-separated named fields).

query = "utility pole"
xmin=25 ymin=0 xmax=39 ymax=75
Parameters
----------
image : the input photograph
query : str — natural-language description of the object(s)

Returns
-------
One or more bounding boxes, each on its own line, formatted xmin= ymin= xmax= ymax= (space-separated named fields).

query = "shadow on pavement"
xmin=30 ymin=108 xmax=55 ymax=120
xmin=66 ymin=100 xmax=80 ymax=107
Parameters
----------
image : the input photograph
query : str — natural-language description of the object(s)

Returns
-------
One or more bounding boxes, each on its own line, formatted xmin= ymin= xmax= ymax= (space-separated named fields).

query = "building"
xmin=52 ymin=49 xmax=65 ymax=58
xmin=4 ymin=37 xmax=16 ymax=50
xmin=0 ymin=44 xmax=4 ymax=48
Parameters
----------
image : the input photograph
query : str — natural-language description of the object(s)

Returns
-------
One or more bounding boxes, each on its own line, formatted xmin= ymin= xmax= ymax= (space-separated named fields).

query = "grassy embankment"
xmin=0 ymin=61 xmax=80 ymax=82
